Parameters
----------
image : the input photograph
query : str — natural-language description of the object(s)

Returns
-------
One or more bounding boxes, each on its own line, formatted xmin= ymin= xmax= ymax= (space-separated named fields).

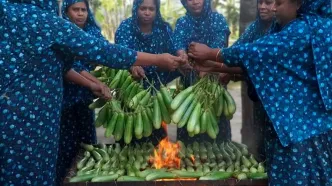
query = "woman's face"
xmin=66 ymin=2 xmax=88 ymax=28
xmin=258 ymin=0 xmax=275 ymax=21
xmin=137 ymin=0 xmax=157 ymax=26
xmin=273 ymin=0 xmax=300 ymax=27
xmin=186 ymin=0 xmax=204 ymax=16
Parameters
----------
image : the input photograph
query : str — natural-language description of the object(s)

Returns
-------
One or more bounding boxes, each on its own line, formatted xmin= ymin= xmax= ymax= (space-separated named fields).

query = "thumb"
xmin=187 ymin=52 xmax=196 ymax=59
xmin=190 ymin=42 xmax=197 ymax=46
xmin=138 ymin=68 xmax=146 ymax=78
xmin=173 ymin=55 xmax=186 ymax=64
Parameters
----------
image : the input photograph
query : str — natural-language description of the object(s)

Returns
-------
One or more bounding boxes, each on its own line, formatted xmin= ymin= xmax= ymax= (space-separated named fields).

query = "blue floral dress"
xmin=55 ymin=0 xmax=107 ymax=185
xmin=221 ymin=1 xmax=332 ymax=185
xmin=0 ymin=0 xmax=137 ymax=185
xmin=115 ymin=0 xmax=180 ymax=90
xmin=233 ymin=6 xmax=273 ymax=161
xmin=173 ymin=0 xmax=231 ymax=143
xmin=115 ymin=0 xmax=181 ymax=145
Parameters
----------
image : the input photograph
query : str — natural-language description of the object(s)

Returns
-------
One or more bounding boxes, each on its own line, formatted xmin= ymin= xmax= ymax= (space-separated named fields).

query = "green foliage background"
xmin=88 ymin=0 xmax=239 ymax=42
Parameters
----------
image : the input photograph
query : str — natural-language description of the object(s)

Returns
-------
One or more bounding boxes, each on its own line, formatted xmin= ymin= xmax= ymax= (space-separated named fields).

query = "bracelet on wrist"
xmin=216 ymin=49 xmax=222 ymax=62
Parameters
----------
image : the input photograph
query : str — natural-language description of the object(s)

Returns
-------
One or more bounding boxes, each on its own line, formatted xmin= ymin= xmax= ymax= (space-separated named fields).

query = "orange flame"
xmin=190 ymin=155 xmax=195 ymax=163
xmin=161 ymin=121 xmax=167 ymax=132
xmin=149 ymin=137 xmax=181 ymax=169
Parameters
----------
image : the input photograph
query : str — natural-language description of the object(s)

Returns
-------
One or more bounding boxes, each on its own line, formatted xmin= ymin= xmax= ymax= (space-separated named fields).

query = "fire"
xmin=150 ymin=137 xmax=181 ymax=169
xmin=190 ymin=155 xmax=195 ymax=163
xmin=161 ymin=121 xmax=168 ymax=133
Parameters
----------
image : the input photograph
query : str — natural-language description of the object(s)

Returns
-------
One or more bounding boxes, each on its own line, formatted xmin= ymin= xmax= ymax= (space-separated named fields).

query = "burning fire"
xmin=150 ymin=122 xmax=198 ymax=181
xmin=150 ymin=137 xmax=181 ymax=169
xmin=150 ymin=122 xmax=181 ymax=169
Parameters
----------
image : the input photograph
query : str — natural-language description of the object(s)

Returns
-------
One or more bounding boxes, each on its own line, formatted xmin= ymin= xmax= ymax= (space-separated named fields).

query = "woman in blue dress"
xmin=0 ymin=0 xmax=185 ymax=185
xmin=234 ymin=0 xmax=275 ymax=161
xmin=173 ymin=0 xmax=233 ymax=143
xmin=189 ymin=0 xmax=332 ymax=185
xmin=56 ymin=0 xmax=112 ymax=185
xmin=115 ymin=0 xmax=182 ymax=89
xmin=115 ymin=0 xmax=185 ymax=145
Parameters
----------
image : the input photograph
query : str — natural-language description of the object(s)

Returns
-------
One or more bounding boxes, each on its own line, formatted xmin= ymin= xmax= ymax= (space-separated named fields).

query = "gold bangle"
xmin=216 ymin=49 xmax=222 ymax=62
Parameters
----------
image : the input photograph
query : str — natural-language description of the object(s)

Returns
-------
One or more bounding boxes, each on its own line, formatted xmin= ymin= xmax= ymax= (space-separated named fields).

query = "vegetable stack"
xmin=89 ymin=68 xmax=237 ymax=143
xmin=89 ymin=68 xmax=174 ymax=144
xmin=170 ymin=75 xmax=236 ymax=138
xmin=70 ymin=141 xmax=267 ymax=182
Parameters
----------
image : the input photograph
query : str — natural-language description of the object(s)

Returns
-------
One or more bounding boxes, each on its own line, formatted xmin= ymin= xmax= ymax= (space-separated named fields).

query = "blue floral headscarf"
xmin=115 ymin=0 xmax=174 ymax=54
xmin=61 ymin=0 xmax=104 ymax=74
xmin=174 ymin=0 xmax=230 ymax=50
xmin=299 ymin=0 xmax=331 ymax=17
xmin=61 ymin=0 xmax=103 ymax=39
xmin=115 ymin=0 xmax=178 ymax=88
xmin=235 ymin=0 xmax=274 ymax=45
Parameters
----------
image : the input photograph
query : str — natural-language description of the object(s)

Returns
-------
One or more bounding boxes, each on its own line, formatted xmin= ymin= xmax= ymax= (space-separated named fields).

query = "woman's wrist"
xmin=210 ymin=48 xmax=221 ymax=62
xmin=154 ymin=54 xmax=161 ymax=66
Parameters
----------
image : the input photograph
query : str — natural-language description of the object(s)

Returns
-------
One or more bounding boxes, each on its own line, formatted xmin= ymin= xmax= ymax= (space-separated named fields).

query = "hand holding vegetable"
xmin=219 ymin=73 xmax=231 ymax=85
xmin=130 ymin=66 xmax=146 ymax=80
xmin=90 ymin=82 xmax=112 ymax=100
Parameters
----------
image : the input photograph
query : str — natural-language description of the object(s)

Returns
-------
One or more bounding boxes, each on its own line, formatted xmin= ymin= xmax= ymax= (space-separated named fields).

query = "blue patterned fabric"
xmin=234 ymin=2 xmax=273 ymax=102
xmin=222 ymin=1 xmax=332 ymax=185
xmin=222 ymin=0 xmax=332 ymax=146
xmin=56 ymin=0 xmax=102 ymax=185
xmin=234 ymin=0 xmax=274 ymax=161
xmin=0 ymin=0 xmax=137 ymax=185
xmin=115 ymin=0 xmax=179 ymax=89
xmin=174 ymin=0 xmax=231 ymax=143
xmin=56 ymin=103 xmax=96 ymax=186
xmin=61 ymin=0 xmax=105 ymax=108
xmin=173 ymin=0 xmax=230 ymax=50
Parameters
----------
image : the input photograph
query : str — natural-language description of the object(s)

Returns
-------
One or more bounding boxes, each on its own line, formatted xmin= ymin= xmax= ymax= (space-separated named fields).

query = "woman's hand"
xmin=219 ymin=73 xmax=231 ymax=85
xmin=156 ymin=53 xmax=187 ymax=71
xmin=130 ymin=66 xmax=146 ymax=80
xmin=177 ymin=50 xmax=189 ymax=62
xmin=89 ymin=82 xmax=112 ymax=100
xmin=188 ymin=42 xmax=218 ymax=61
xmin=194 ymin=60 xmax=223 ymax=72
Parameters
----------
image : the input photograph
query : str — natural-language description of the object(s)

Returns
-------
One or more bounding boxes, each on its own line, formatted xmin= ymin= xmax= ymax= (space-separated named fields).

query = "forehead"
xmin=70 ymin=2 xmax=87 ymax=8
xmin=140 ymin=0 xmax=156 ymax=7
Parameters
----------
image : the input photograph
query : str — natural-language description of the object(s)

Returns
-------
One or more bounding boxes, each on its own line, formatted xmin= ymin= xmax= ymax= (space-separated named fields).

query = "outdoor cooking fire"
xmin=149 ymin=137 xmax=181 ymax=169
xmin=149 ymin=122 xmax=182 ymax=169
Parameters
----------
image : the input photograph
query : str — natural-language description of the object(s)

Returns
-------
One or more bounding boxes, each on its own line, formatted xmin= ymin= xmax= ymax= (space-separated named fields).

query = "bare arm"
xmin=65 ymin=69 xmax=112 ymax=100
xmin=65 ymin=69 xmax=94 ymax=88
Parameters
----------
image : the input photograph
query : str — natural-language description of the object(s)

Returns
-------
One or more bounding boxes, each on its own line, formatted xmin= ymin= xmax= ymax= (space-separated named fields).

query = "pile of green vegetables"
xmin=89 ymin=68 xmax=237 ymax=143
xmin=69 ymin=141 xmax=267 ymax=182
